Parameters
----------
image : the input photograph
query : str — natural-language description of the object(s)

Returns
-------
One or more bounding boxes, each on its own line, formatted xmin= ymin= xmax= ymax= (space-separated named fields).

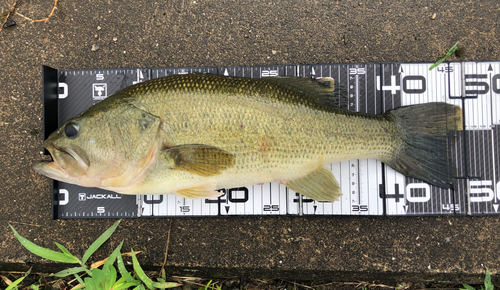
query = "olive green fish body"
xmin=116 ymin=74 xmax=395 ymax=196
xmin=34 ymin=74 xmax=462 ymax=201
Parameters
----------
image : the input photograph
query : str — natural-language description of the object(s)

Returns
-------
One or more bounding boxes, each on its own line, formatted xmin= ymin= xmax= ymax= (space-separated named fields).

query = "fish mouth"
xmin=33 ymin=142 xmax=90 ymax=181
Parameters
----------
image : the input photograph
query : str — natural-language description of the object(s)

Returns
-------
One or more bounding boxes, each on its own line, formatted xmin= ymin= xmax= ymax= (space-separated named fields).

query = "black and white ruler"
xmin=41 ymin=61 xmax=500 ymax=219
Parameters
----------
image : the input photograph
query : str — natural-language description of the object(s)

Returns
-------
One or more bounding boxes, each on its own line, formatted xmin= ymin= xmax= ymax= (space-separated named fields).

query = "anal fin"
xmin=285 ymin=166 xmax=342 ymax=202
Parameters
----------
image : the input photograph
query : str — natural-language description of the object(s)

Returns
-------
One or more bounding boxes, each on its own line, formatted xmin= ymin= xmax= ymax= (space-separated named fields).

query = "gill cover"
xmin=95 ymin=103 xmax=162 ymax=187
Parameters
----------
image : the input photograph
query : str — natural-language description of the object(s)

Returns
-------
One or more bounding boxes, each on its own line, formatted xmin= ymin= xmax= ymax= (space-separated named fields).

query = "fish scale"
xmin=35 ymin=71 xmax=462 ymax=206
xmin=117 ymin=74 xmax=396 ymax=189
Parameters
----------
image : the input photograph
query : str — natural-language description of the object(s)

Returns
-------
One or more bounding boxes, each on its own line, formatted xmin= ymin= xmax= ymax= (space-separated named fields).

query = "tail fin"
xmin=383 ymin=102 xmax=463 ymax=189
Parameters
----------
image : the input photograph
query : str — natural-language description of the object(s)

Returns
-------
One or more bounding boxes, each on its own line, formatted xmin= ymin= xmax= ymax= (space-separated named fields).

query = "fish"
xmin=33 ymin=73 xmax=463 ymax=202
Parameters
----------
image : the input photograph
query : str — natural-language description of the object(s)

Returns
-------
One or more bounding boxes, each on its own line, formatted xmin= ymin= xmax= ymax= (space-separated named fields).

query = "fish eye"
xmin=64 ymin=122 xmax=79 ymax=139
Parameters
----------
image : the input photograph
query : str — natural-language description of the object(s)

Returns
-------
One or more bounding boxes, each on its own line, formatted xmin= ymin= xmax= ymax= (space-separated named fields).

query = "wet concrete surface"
xmin=1 ymin=0 xmax=499 ymax=284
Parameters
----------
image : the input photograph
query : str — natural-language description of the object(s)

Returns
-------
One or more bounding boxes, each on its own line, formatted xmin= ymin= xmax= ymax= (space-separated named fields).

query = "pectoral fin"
xmin=285 ymin=166 xmax=342 ymax=202
xmin=163 ymin=144 xmax=235 ymax=177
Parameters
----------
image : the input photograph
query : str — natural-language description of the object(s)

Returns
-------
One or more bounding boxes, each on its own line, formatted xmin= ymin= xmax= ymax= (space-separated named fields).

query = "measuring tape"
xmin=42 ymin=61 xmax=500 ymax=219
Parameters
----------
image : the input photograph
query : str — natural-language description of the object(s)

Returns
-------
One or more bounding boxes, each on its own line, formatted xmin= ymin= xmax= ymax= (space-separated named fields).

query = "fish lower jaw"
xmin=33 ymin=161 xmax=100 ymax=187
xmin=33 ymin=161 xmax=70 ymax=180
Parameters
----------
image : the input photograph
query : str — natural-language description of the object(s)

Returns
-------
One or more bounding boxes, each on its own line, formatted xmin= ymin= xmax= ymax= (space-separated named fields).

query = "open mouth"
xmin=33 ymin=142 xmax=89 ymax=180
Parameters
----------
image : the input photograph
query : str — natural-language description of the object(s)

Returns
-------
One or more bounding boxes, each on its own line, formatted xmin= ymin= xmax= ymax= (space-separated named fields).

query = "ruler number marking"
xmin=465 ymin=74 xmax=489 ymax=95
xmin=352 ymin=205 xmax=368 ymax=212
xmin=204 ymin=187 xmax=249 ymax=204
xmin=469 ymin=180 xmax=495 ymax=202
xmin=179 ymin=205 xmax=190 ymax=212
xmin=263 ymin=205 xmax=279 ymax=211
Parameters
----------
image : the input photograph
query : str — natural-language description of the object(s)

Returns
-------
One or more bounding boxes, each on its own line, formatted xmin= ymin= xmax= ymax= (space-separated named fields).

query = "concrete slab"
xmin=1 ymin=0 xmax=499 ymax=284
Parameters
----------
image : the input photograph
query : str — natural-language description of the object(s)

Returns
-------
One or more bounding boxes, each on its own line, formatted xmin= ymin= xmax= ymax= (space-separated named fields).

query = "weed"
xmin=7 ymin=220 xmax=181 ymax=290
xmin=200 ymin=280 xmax=222 ymax=290
xmin=429 ymin=41 xmax=459 ymax=71
xmin=461 ymin=268 xmax=494 ymax=290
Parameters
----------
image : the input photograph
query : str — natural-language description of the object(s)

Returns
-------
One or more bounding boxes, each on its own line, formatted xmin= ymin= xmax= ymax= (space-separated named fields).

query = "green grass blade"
xmin=10 ymin=225 xmax=79 ymax=264
xmin=152 ymin=281 xmax=183 ymax=289
xmin=116 ymin=249 xmax=131 ymax=277
xmin=103 ymin=241 xmax=124 ymax=270
xmin=114 ymin=283 xmax=142 ymax=290
xmin=54 ymin=242 xmax=80 ymax=261
xmin=72 ymin=285 xmax=85 ymax=290
xmin=5 ymin=276 xmax=26 ymax=290
xmin=74 ymin=273 xmax=85 ymax=285
xmin=429 ymin=41 xmax=459 ymax=71
xmin=484 ymin=268 xmax=493 ymax=290
xmin=131 ymin=249 xmax=154 ymax=290
xmin=461 ymin=284 xmax=476 ymax=290
xmin=51 ymin=266 xmax=87 ymax=277
xmin=132 ymin=285 xmax=147 ymax=290
xmin=112 ymin=272 xmax=141 ymax=289
xmin=54 ymin=242 xmax=73 ymax=256
xmin=114 ymin=272 xmax=132 ymax=285
xmin=82 ymin=220 xmax=121 ymax=264
xmin=5 ymin=268 xmax=31 ymax=290
xmin=28 ymin=283 xmax=40 ymax=290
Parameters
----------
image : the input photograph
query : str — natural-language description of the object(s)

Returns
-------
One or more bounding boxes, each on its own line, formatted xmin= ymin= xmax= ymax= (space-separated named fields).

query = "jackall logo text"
xmin=78 ymin=193 xmax=122 ymax=201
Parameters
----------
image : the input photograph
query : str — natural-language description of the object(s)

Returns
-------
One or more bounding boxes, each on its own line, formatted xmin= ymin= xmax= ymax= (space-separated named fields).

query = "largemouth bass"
xmin=33 ymin=74 xmax=462 ymax=202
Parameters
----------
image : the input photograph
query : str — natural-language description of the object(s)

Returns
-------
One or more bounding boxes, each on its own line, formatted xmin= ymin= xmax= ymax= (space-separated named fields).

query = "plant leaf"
xmin=82 ymin=220 xmax=121 ymax=264
xmin=90 ymin=268 xmax=107 ymax=290
xmin=131 ymin=249 xmax=154 ymax=290
xmin=103 ymin=241 xmax=124 ymax=270
xmin=54 ymin=242 xmax=79 ymax=261
xmin=10 ymin=225 xmax=79 ymax=264
xmin=113 ymin=283 xmax=143 ymax=290
xmin=116 ymin=253 xmax=143 ymax=287
xmin=103 ymin=265 xmax=117 ymax=289
xmin=5 ymin=268 xmax=31 ymax=290
xmin=51 ymin=266 xmax=87 ymax=277
xmin=461 ymin=284 xmax=476 ymax=290
xmin=85 ymin=276 xmax=96 ymax=290
xmin=429 ymin=41 xmax=459 ymax=71
xmin=112 ymin=272 xmax=142 ymax=290
xmin=71 ymin=284 xmax=85 ymax=290
xmin=484 ymin=268 xmax=493 ymax=290
xmin=116 ymin=249 xmax=130 ymax=277
xmin=91 ymin=242 xmax=125 ymax=270
xmin=74 ymin=273 xmax=85 ymax=285
xmin=114 ymin=272 xmax=133 ymax=285
xmin=28 ymin=283 xmax=40 ymax=290
xmin=1 ymin=275 xmax=12 ymax=286
xmin=152 ymin=281 xmax=183 ymax=289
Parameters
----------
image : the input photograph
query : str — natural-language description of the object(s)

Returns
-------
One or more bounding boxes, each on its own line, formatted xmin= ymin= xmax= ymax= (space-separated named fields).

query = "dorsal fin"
xmin=259 ymin=76 xmax=348 ymax=110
